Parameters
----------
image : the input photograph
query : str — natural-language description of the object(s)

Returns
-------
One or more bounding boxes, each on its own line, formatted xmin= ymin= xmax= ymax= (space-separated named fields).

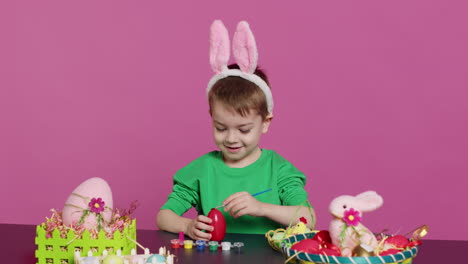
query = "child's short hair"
xmin=208 ymin=64 xmax=271 ymax=120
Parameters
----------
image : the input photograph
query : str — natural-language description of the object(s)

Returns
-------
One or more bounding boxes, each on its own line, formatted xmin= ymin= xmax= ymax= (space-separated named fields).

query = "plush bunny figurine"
xmin=329 ymin=191 xmax=383 ymax=257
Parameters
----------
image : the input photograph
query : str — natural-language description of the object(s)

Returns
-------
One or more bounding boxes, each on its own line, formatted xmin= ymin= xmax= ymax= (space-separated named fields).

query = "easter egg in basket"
xmin=208 ymin=208 xmax=226 ymax=241
xmin=62 ymin=177 xmax=113 ymax=230
xmin=384 ymin=235 xmax=410 ymax=248
xmin=291 ymin=233 xmax=341 ymax=256
xmin=312 ymin=230 xmax=332 ymax=244
xmin=283 ymin=232 xmax=420 ymax=264
xmin=291 ymin=238 xmax=321 ymax=254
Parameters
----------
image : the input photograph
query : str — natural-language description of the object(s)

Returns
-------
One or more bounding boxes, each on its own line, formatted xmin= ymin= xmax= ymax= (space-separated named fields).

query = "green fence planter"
xmin=35 ymin=219 xmax=136 ymax=264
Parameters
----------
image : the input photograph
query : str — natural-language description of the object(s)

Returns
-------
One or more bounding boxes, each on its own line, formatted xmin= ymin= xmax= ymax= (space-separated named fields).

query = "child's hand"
xmin=185 ymin=215 xmax=213 ymax=241
xmin=223 ymin=191 xmax=264 ymax=218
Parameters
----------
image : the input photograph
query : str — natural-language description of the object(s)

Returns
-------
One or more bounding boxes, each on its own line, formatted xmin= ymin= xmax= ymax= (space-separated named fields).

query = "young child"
xmin=156 ymin=20 xmax=315 ymax=241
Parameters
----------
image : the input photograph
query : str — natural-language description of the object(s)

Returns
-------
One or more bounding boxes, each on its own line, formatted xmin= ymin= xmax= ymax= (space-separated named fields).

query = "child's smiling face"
xmin=211 ymin=100 xmax=271 ymax=168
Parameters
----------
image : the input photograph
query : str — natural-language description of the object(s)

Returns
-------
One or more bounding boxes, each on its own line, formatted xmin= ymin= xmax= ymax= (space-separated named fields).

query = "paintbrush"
xmin=214 ymin=188 xmax=273 ymax=209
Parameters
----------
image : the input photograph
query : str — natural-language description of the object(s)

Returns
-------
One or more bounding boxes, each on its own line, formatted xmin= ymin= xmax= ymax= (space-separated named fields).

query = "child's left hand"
xmin=223 ymin=191 xmax=264 ymax=218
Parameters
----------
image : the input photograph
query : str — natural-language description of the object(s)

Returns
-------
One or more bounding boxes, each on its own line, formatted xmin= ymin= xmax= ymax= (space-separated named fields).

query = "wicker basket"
xmin=266 ymin=200 xmax=316 ymax=252
xmin=281 ymin=232 xmax=419 ymax=264
xmin=266 ymin=228 xmax=287 ymax=251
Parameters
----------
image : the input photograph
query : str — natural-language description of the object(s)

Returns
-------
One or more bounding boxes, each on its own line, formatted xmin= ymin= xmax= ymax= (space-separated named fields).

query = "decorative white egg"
xmin=62 ymin=177 xmax=113 ymax=229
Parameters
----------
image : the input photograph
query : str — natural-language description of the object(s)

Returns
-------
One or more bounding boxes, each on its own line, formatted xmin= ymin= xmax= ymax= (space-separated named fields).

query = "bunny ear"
xmin=210 ymin=20 xmax=230 ymax=73
xmin=355 ymin=191 xmax=384 ymax=212
xmin=232 ymin=21 xmax=258 ymax=74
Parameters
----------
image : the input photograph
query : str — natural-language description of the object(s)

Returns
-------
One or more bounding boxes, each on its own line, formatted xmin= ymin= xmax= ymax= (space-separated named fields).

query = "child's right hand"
xmin=185 ymin=215 xmax=214 ymax=241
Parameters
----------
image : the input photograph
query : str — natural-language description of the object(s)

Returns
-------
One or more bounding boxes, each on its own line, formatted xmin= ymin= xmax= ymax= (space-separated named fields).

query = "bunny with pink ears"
xmin=329 ymin=191 xmax=383 ymax=257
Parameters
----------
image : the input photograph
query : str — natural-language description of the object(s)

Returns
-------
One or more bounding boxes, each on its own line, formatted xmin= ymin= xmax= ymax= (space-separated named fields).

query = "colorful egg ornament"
xmin=146 ymin=254 xmax=166 ymax=264
xmin=62 ymin=177 xmax=113 ymax=230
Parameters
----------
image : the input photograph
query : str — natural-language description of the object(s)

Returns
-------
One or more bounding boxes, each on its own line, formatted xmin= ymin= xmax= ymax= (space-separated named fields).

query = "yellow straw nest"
xmin=265 ymin=200 xmax=316 ymax=252
xmin=266 ymin=228 xmax=287 ymax=251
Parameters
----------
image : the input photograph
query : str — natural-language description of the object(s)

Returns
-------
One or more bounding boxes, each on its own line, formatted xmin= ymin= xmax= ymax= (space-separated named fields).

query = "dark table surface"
xmin=2 ymin=223 xmax=467 ymax=263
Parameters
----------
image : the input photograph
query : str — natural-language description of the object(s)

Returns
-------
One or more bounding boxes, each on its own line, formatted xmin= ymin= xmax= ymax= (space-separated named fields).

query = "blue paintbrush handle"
xmin=251 ymin=188 xmax=273 ymax=197
xmin=214 ymin=188 xmax=272 ymax=209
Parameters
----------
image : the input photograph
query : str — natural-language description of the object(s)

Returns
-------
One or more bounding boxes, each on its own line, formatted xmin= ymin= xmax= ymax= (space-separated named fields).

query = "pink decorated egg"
xmin=62 ymin=177 xmax=113 ymax=229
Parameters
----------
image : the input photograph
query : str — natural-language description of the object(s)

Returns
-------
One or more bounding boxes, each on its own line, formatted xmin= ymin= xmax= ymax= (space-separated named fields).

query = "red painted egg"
xmin=291 ymin=239 xmax=321 ymax=253
xmin=309 ymin=231 xmax=342 ymax=256
xmin=312 ymin=230 xmax=332 ymax=244
xmin=380 ymin=248 xmax=401 ymax=256
xmin=319 ymin=247 xmax=341 ymax=256
xmin=291 ymin=239 xmax=342 ymax=256
xmin=321 ymin=241 xmax=341 ymax=254
xmin=385 ymin=235 xmax=409 ymax=248
xmin=407 ymin=240 xmax=422 ymax=248
xmin=208 ymin=208 xmax=226 ymax=241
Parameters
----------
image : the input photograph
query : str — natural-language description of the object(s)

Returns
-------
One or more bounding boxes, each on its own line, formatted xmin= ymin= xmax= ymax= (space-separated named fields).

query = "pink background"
xmin=1 ymin=1 xmax=467 ymax=240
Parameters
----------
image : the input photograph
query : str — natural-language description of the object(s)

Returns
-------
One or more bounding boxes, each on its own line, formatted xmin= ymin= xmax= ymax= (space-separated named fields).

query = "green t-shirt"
xmin=160 ymin=149 xmax=309 ymax=234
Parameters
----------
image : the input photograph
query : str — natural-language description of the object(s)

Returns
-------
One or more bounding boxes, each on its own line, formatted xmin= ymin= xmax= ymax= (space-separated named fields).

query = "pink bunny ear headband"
xmin=207 ymin=20 xmax=274 ymax=114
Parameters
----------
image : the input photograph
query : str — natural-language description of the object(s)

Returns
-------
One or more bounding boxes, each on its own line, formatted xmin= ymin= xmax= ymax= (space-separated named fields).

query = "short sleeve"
xmin=276 ymin=159 xmax=309 ymax=206
xmin=160 ymin=168 xmax=201 ymax=215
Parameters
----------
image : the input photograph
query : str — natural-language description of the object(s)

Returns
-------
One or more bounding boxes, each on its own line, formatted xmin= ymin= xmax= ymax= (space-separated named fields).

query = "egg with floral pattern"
xmin=62 ymin=177 xmax=113 ymax=230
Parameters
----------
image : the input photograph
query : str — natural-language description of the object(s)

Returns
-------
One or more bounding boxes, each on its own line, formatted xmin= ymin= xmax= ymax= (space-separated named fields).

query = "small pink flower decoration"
xmin=88 ymin=197 xmax=105 ymax=214
xmin=343 ymin=208 xmax=361 ymax=226
xmin=44 ymin=201 xmax=139 ymax=239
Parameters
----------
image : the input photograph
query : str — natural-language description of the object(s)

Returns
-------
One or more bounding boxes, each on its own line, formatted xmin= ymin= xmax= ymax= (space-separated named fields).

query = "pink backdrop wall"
xmin=1 ymin=1 xmax=467 ymax=240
